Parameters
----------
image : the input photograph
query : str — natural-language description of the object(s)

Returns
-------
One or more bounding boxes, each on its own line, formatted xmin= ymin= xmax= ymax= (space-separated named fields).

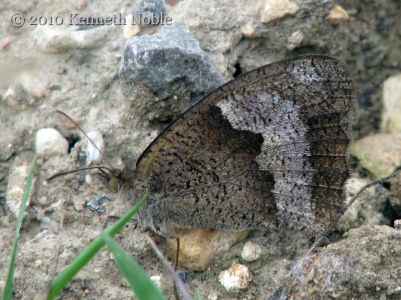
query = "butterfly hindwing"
xmin=132 ymin=55 xmax=354 ymax=234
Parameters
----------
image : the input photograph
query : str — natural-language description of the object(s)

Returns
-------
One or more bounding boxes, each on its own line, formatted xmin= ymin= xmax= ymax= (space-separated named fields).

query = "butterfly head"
xmin=96 ymin=166 xmax=138 ymax=192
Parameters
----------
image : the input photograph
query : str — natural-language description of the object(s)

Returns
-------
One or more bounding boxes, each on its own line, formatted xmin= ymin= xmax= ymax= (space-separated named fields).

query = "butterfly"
xmin=103 ymin=55 xmax=354 ymax=238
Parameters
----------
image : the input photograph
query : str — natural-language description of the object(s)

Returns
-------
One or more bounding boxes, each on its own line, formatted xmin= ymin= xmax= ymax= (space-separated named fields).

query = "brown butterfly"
xmin=97 ymin=55 xmax=354 ymax=238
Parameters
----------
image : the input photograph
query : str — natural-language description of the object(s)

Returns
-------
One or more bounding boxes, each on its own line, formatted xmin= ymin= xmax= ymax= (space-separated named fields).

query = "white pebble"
xmin=32 ymin=24 xmax=114 ymax=53
xmin=207 ymin=292 xmax=218 ymax=300
xmin=86 ymin=130 xmax=105 ymax=165
xmin=150 ymin=275 xmax=162 ymax=289
xmin=35 ymin=128 xmax=68 ymax=158
xmin=287 ymin=30 xmax=304 ymax=51
xmin=241 ymin=24 xmax=255 ymax=38
xmin=241 ymin=241 xmax=262 ymax=262
xmin=261 ymin=0 xmax=299 ymax=24
xmin=218 ymin=263 xmax=251 ymax=292
xmin=124 ymin=14 xmax=141 ymax=39
xmin=17 ymin=71 xmax=49 ymax=99
xmin=381 ymin=73 xmax=401 ymax=133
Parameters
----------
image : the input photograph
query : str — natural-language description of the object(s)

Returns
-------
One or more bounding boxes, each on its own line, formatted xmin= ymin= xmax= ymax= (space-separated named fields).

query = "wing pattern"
xmin=131 ymin=55 xmax=354 ymax=235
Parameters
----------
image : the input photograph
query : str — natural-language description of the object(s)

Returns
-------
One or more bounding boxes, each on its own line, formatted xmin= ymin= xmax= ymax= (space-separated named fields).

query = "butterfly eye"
xmin=109 ymin=177 xmax=121 ymax=191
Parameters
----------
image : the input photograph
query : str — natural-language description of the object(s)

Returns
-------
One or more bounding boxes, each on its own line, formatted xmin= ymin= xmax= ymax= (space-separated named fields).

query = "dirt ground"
xmin=1 ymin=0 xmax=401 ymax=299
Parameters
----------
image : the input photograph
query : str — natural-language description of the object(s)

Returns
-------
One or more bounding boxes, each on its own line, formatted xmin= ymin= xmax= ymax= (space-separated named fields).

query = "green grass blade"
xmin=3 ymin=156 xmax=37 ymax=300
xmin=47 ymin=194 xmax=147 ymax=299
xmin=194 ymin=289 xmax=202 ymax=300
xmin=101 ymin=232 xmax=167 ymax=300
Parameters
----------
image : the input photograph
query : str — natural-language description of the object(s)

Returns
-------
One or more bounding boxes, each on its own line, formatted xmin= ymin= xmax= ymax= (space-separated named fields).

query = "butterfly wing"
xmin=133 ymin=55 xmax=354 ymax=234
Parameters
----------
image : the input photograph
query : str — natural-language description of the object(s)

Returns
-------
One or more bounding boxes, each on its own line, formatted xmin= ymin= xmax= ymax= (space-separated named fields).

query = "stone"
xmin=381 ymin=73 xmax=401 ymax=134
xmin=218 ymin=263 xmax=251 ymax=292
xmin=35 ymin=128 xmax=69 ymax=159
xmin=32 ymin=24 xmax=115 ymax=53
xmin=286 ymin=30 xmax=304 ymax=50
xmin=241 ymin=241 xmax=262 ymax=262
xmin=283 ymin=254 xmax=362 ymax=299
xmin=119 ymin=23 xmax=224 ymax=103
xmin=261 ymin=0 xmax=300 ymax=24
xmin=351 ymin=133 xmax=401 ymax=179
xmin=241 ymin=24 xmax=256 ymax=38
xmin=86 ymin=130 xmax=105 ymax=165
xmin=165 ymin=229 xmax=248 ymax=271
xmin=123 ymin=14 xmax=141 ymax=39
xmin=327 ymin=4 xmax=350 ymax=25
xmin=17 ymin=71 xmax=49 ymax=99
xmin=322 ymin=225 xmax=401 ymax=299
xmin=150 ymin=275 xmax=162 ymax=289
xmin=3 ymin=83 xmax=34 ymax=109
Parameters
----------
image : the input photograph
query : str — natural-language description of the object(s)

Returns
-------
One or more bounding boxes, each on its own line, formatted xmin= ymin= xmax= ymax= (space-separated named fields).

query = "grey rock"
xmin=281 ymin=253 xmax=363 ymax=299
xmin=323 ymin=225 xmax=401 ymax=299
xmin=268 ymin=225 xmax=401 ymax=299
xmin=119 ymin=23 xmax=225 ymax=113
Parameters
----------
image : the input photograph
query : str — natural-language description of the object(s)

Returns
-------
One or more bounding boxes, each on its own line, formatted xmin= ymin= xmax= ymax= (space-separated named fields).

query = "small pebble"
xmin=218 ymin=263 xmax=251 ymax=292
xmin=35 ymin=128 xmax=69 ymax=158
xmin=381 ymin=73 xmax=401 ymax=134
xmin=261 ymin=0 xmax=299 ymax=24
xmin=327 ymin=5 xmax=350 ymax=25
xmin=241 ymin=241 xmax=262 ymax=262
xmin=3 ymin=83 xmax=34 ymax=109
xmin=86 ymin=130 xmax=105 ymax=165
xmin=287 ymin=30 xmax=304 ymax=50
xmin=33 ymin=24 xmax=114 ymax=53
xmin=17 ymin=71 xmax=49 ymax=99
xmin=150 ymin=275 xmax=162 ymax=288
xmin=165 ymin=229 xmax=248 ymax=271
xmin=207 ymin=292 xmax=218 ymax=300
xmin=241 ymin=24 xmax=256 ymax=38
xmin=124 ymin=14 xmax=141 ymax=39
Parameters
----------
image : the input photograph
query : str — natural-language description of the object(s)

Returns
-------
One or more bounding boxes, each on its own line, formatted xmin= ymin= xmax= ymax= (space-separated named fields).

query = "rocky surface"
xmin=1 ymin=0 xmax=401 ymax=299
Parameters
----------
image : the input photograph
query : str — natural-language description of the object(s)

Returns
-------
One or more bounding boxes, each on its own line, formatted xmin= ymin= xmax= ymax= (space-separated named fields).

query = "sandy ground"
xmin=1 ymin=0 xmax=401 ymax=299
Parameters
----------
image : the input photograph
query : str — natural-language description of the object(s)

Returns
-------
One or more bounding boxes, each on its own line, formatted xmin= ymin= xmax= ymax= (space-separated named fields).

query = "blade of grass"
xmin=101 ymin=231 xmax=167 ymax=300
xmin=194 ymin=289 xmax=202 ymax=300
xmin=47 ymin=194 xmax=147 ymax=299
xmin=3 ymin=156 xmax=37 ymax=300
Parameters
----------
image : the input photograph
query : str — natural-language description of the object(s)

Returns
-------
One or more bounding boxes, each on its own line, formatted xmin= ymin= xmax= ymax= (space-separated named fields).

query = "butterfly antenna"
xmin=45 ymin=166 xmax=114 ymax=183
xmin=55 ymin=110 xmax=116 ymax=172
